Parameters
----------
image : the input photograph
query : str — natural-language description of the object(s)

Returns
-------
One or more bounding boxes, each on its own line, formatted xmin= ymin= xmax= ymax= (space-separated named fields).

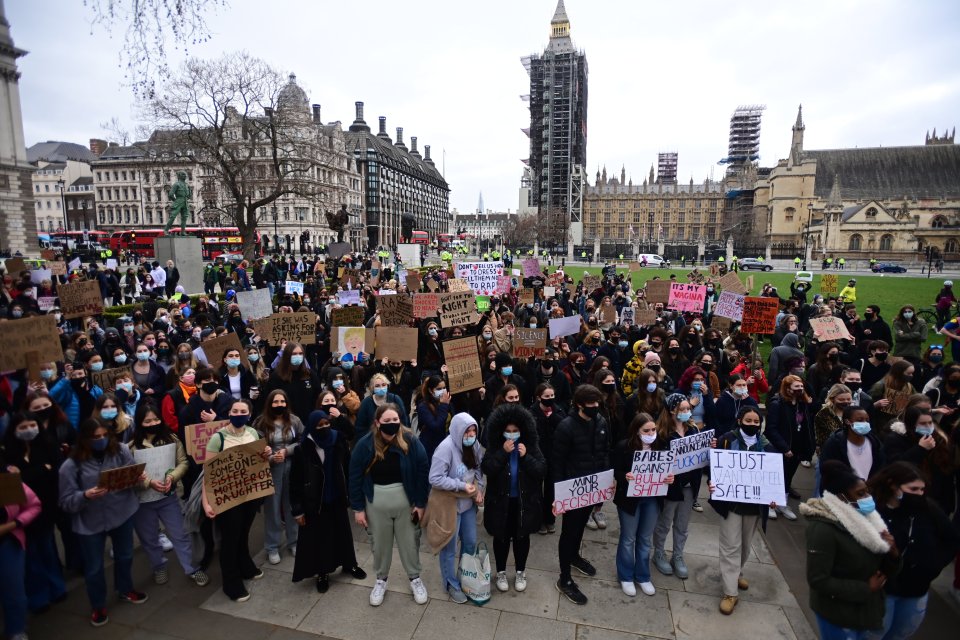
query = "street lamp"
xmin=57 ymin=176 xmax=68 ymax=232
xmin=271 ymin=206 xmax=279 ymax=252
xmin=804 ymin=202 xmax=813 ymax=270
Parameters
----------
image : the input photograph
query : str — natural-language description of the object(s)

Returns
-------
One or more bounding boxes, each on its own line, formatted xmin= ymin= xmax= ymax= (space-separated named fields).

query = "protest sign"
xmin=670 ymin=429 xmax=715 ymax=473
xmin=820 ymin=273 xmax=839 ymax=295
xmin=686 ymin=269 xmax=705 ymax=285
xmin=412 ymin=293 xmax=441 ymax=318
xmin=454 ymin=261 xmax=504 ymax=296
xmin=59 ymin=280 xmax=103 ymax=319
xmin=522 ymin=258 xmax=541 ymax=277
xmin=711 ymin=316 xmax=733 ymax=335
xmin=740 ymin=296 xmax=779 ymax=334
xmin=48 ymin=260 xmax=67 ymax=276
xmin=90 ymin=364 xmax=131 ymax=391
xmin=602 ymin=265 xmax=616 ymax=279
xmin=184 ymin=421 xmax=229 ymax=463
xmin=627 ymin=450 xmax=675 ymax=497
xmin=326 ymin=242 xmax=351 ymax=260
xmin=710 ymin=264 xmax=720 ymax=276
xmin=258 ymin=312 xmax=316 ymax=345
xmin=519 ymin=288 xmax=534 ymax=304
xmin=98 ymin=463 xmax=147 ymax=492
xmin=629 ymin=261 xmax=643 ymax=272
xmin=379 ymin=294 xmax=413 ymax=326
xmin=620 ymin=306 xmax=635 ymax=324
xmin=38 ymin=296 xmax=57 ymax=311
xmin=476 ymin=296 xmax=491 ymax=312
xmin=512 ymin=269 xmax=521 ymax=276
xmin=881 ymin=387 xmax=910 ymax=415
xmin=600 ymin=302 xmax=618 ymax=325
xmin=133 ymin=443 xmax=177 ymax=503
xmin=547 ymin=271 xmax=564 ymax=287
xmin=438 ymin=291 xmax=479 ymax=328
xmin=203 ymin=440 xmax=275 ymax=516
xmin=635 ymin=308 xmax=657 ymax=326
xmin=496 ymin=275 xmax=512 ymax=294
xmin=709 ymin=450 xmax=785 ymax=506
xmin=713 ymin=291 xmax=745 ymax=321
xmin=41 ymin=249 xmax=56 ymax=261
xmin=549 ymin=314 xmax=581 ymax=339
xmin=0 ymin=473 xmax=26 ymax=506
xmin=4 ymin=257 xmax=25 ymax=274
xmin=331 ymin=306 xmax=364 ymax=326
xmin=513 ymin=328 xmax=547 ymax=358
xmin=201 ymin=332 xmax=249 ymax=369
xmin=284 ymin=280 xmax=304 ymax=296
xmin=810 ymin=316 xmax=852 ymax=341
xmin=583 ymin=274 xmax=601 ymax=291
xmin=667 ymin=283 xmax=706 ymax=313
xmin=0 ymin=315 xmax=62 ymax=371
xmin=105 ymin=259 xmax=118 ymax=270
xmin=447 ymin=278 xmax=471 ymax=293
xmin=336 ymin=327 xmax=367 ymax=360
xmin=543 ymin=286 xmax=556 ymax=299
xmin=374 ymin=327 xmax=419 ymax=362
xmin=336 ymin=289 xmax=361 ymax=306
xmin=68 ymin=257 xmax=82 ymax=271
xmin=340 ymin=268 xmax=360 ymax=289
xmin=717 ymin=271 xmax=748 ymax=295
xmin=406 ymin=271 xmax=422 ymax=291
xmin=30 ymin=268 xmax=52 ymax=285
xmin=444 ymin=336 xmax=484 ymax=394
xmin=236 ymin=289 xmax=273 ymax=320
xmin=426 ymin=278 xmax=439 ymax=292
xmin=553 ymin=469 xmax=615 ymax=514
xmin=644 ymin=280 xmax=671 ymax=304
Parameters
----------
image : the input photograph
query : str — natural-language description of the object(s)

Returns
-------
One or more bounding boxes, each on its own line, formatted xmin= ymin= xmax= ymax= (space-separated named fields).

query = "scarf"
xmin=799 ymin=492 xmax=890 ymax=554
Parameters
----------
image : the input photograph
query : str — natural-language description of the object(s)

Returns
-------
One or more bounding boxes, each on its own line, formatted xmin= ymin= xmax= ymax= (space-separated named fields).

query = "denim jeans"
xmin=133 ymin=495 xmax=197 ymax=574
xmin=25 ymin=526 xmax=67 ymax=611
xmin=864 ymin=594 xmax=928 ymax=640
xmin=264 ymin=458 xmax=298 ymax=553
xmin=815 ymin=613 xmax=869 ymax=640
xmin=0 ymin=537 xmax=27 ymax=637
xmin=77 ymin=516 xmax=136 ymax=609
xmin=439 ymin=505 xmax=477 ymax=592
xmin=616 ymin=498 xmax=659 ymax=583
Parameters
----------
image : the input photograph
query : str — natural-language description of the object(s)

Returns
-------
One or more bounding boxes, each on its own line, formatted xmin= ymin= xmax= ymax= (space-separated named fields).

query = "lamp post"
xmin=271 ymin=206 xmax=279 ymax=252
xmin=804 ymin=202 xmax=813 ymax=270
xmin=57 ymin=176 xmax=68 ymax=232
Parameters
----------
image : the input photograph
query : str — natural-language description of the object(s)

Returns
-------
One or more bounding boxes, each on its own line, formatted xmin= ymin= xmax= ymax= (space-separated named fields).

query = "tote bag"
xmin=459 ymin=541 xmax=491 ymax=605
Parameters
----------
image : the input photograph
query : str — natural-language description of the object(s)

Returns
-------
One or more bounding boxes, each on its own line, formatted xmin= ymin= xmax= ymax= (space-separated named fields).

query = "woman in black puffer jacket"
xmin=480 ymin=403 xmax=546 ymax=593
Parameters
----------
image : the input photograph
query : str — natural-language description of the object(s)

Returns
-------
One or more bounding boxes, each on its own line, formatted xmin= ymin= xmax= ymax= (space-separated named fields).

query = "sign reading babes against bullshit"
xmin=553 ymin=469 xmax=615 ymax=514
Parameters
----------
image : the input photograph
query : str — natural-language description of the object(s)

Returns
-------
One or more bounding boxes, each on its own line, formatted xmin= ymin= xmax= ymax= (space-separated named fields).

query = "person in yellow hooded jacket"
xmin=620 ymin=341 xmax=649 ymax=396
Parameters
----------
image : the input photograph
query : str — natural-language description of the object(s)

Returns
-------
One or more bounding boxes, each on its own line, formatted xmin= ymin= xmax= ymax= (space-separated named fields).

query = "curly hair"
xmin=676 ymin=366 xmax=707 ymax=394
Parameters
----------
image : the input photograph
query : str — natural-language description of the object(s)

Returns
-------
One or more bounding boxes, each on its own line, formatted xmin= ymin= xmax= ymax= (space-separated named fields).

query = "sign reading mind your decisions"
xmin=553 ymin=469 xmax=615 ymax=514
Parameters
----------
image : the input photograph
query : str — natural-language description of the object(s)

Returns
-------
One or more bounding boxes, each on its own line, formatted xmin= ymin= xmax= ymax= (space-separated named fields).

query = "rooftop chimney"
xmin=395 ymin=127 xmax=407 ymax=151
xmin=409 ymin=136 xmax=421 ymax=159
xmin=424 ymin=145 xmax=434 ymax=166
xmin=311 ymin=104 xmax=322 ymax=124
xmin=377 ymin=116 xmax=392 ymax=142
xmin=89 ymin=138 xmax=107 ymax=155
xmin=349 ymin=101 xmax=370 ymax=133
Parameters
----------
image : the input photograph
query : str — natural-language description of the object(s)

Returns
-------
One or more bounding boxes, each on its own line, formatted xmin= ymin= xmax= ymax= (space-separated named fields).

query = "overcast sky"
xmin=8 ymin=0 xmax=960 ymax=216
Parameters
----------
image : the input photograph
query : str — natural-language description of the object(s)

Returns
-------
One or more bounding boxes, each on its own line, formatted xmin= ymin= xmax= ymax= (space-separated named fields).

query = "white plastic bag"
xmin=459 ymin=542 xmax=491 ymax=605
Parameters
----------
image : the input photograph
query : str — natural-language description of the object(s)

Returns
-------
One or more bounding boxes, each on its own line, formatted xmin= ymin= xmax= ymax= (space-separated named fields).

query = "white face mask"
xmin=640 ymin=433 xmax=657 ymax=445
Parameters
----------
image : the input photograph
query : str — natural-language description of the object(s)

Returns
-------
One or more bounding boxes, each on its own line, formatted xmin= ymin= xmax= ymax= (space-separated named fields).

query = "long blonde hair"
xmin=823 ymin=383 xmax=852 ymax=412
xmin=365 ymin=403 xmax=409 ymax=473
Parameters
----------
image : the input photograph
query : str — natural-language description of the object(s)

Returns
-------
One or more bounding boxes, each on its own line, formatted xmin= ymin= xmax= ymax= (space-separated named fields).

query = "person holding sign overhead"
xmin=58 ymin=418 xmax=148 ymax=627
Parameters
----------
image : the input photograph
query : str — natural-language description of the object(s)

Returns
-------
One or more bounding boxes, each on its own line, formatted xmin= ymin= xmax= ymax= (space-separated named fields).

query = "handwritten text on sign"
xmin=627 ymin=450 xmax=674 ymax=497
xmin=668 ymin=283 xmax=706 ymax=313
xmin=184 ymin=421 xmax=229 ymax=463
xmin=670 ymin=429 xmax=714 ymax=473
xmin=454 ymin=261 xmax=504 ymax=296
xmin=740 ymin=296 xmax=779 ymax=334
xmin=709 ymin=449 xmax=785 ymax=506
xmin=553 ymin=469 xmax=615 ymax=514
xmin=713 ymin=291 xmax=745 ymax=321
xmin=203 ymin=439 xmax=275 ymax=516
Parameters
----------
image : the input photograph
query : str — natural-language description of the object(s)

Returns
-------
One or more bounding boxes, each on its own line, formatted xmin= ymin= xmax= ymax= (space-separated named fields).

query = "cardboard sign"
xmin=522 ymin=258 xmax=541 ymax=278
xmin=412 ymin=293 xmax=441 ymax=319
xmin=547 ymin=271 xmax=564 ymax=287
xmin=820 ymin=273 xmax=839 ymax=295
xmin=645 ymin=280 xmax=671 ymax=304
xmin=549 ymin=314 xmax=581 ymax=339
xmin=59 ymin=280 xmax=103 ymax=319
xmin=454 ymin=261 xmax=504 ymax=296
xmin=49 ymin=261 xmax=67 ymax=276
xmin=717 ymin=271 xmax=748 ymax=295
xmin=0 ymin=474 xmax=26 ymax=506
xmin=627 ymin=450 xmax=675 ymax=497
xmin=336 ymin=327 xmax=367 ymax=361
xmin=670 ymin=429 xmax=715 ymax=473
xmin=4 ymin=257 xmax=26 ymax=274
xmin=686 ymin=269 xmax=705 ymax=285
xmin=30 ymin=268 xmax=52 ymax=285
xmin=379 ymin=294 xmax=413 ymax=327
xmin=201 ymin=332 xmax=249 ymax=369
xmin=203 ymin=439 xmax=275 ymax=516
xmin=447 ymin=278 xmax=472 ymax=293
xmin=668 ymin=283 xmax=706 ymax=313
xmin=236 ymin=289 xmax=273 ymax=320
xmin=331 ymin=305 xmax=364 ymax=327
xmin=406 ymin=271 xmax=421 ymax=291
xmin=98 ymin=463 xmax=147 ymax=492
xmin=341 ymin=268 xmax=360 ymax=289
xmin=184 ymin=420 xmax=229 ymax=463
xmin=374 ymin=327 xmax=419 ymax=362
xmin=443 ymin=336 xmax=484 ymax=394
xmin=553 ymin=469 xmax=615 ymax=514
xmin=0 ymin=315 xmax=62 ymax=371
xmin=881 ymin=387 xmax=911 ymax=415
xmin=337 ymin=289 xmax=361 ymax=306
xmin=258 ymin=312 xmax=316 ymax=345
xmin=519 ymin=288 xmax=534 ymax=304
xmin=133 ymin=443 xmax=177 ymax=503
xmin=90 ymin=365 xmax=132 ymax=391
xmin=514 ymin=328 xmax=548 ymax=358
xmin=740 ymin=296 xmax=779 ymax=334
xmin=426 ymin=278 xmax=439 ymax=292
xmin=41 ymin=249 xmax=56 ymax=261
xmin=709 ymin=450 xmax=786 ymax=506
xmin=583 ymin=274 xmax=601 ymax=292
xmin=600 ymin=302 xmax=618 ymax=325
xmin=713 ymin=291 xmax=745 ymax=321
xmin=636 ymin=308 xmax=657 ymax=326
xmin=711 ymin=316 xmax=733 ymax=335
xmin=438 ymin=291 xmax=479 ymax=328
xmin=38 ymin=296 xmax=57 ymax=311
xmin=709 ymin=264 xmax=720 ymax=276
xmin=284 ymin=280 xmax=304 ymax=296
xmin=810 ymin=316 xmax=852 ymax=341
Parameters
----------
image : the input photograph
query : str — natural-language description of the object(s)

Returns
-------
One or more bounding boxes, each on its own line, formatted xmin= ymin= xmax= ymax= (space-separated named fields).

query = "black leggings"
xmin=492 ymin=498 xmax=530 ymax=572
xmin=558 ymin=504 xmax=592 ymax=582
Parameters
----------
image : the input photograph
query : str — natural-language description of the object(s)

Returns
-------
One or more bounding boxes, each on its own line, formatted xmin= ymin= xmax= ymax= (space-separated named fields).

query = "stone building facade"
xmin=27 ymin=141 xmax=97 ymax=233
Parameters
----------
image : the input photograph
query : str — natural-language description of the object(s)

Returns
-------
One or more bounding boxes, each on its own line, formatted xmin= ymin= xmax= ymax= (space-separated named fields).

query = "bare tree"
xmin=502 ymin=213 xmax=538 ymax=246
xmin=142 ymin=52 xmax=332 ymax=259
xmin=538 ymin=206 xmax=571 ymax=248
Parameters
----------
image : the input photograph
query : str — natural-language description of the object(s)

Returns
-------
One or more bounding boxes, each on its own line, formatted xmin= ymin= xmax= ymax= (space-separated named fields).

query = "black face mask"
xmin=601 ymin=382 xmax=617 ymax=393
xmin=581 ymin=405 xmax=601 ymax=419
xmin=541 ymin=360 xmax=555 ymax=370
xmin=668 ymin=347 xmax=681 ymax=355
xmin=947 ymin=378 xmax=960 ymax=388
xmin=874 ymin=352 xmax=889 ymax=362
xmin=201 ymin=382 xmax=219 ymax=395
xmin=142 ymin=424 xmax=161 ymax=434
xmin=33 ymin=407 xmax=53 ymax=422
xmin=379 ymin=422 xmax=401 ymax=436
xmin=648 ymin=364 xmax=661 ymax=372
xmin=540 ymin=397 xmax=555 ymax=407
xmin=740 ymin=425 xmax=760 ymax=437
xmin=899 ymin=493 xmax=925 ymax=510
xmin=845 ymin=382 xmax=861 ymax=393
xmin=828 ymin=353 xmax=840 ymax=363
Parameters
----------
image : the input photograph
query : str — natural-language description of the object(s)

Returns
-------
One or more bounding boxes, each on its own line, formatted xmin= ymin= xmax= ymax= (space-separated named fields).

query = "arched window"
xmin=848 ymin=234 xmax=862 ymax=250
xmin=932 ymin=216 xmax=946 ymax=228
xmin=879 ymin=234 xmax=893 ymax=251
xmin=866 ymin=207 xmax=878 ymax=219
xmin=946 ymin=239 xmax=959 ymax=253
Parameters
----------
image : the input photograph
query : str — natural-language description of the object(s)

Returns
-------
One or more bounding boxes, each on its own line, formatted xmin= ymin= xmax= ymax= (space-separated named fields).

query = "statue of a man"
xmin=325 ymin=204 xmax=350 ymax=243
xmin=164 ymin=171 xmax=192 ymax=235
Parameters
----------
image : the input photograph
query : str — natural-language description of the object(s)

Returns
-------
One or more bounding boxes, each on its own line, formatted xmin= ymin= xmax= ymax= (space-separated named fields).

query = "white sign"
xmin=549 ymin=315 xmax=581 ymax=339
xmin=285 ymin=280 xmax=304 ymax=296
xmin=68 ymin=258 xmax=82 ymax=271
xmin=709 ymin=449 xmax=786 ymax=506
xmin=627 ymin=450 xmax=675 ymax=497
xmin=544 ymin=286 xmax=556 ymax=298
xmin=132 ymin=443 xmax=177 ymax=503
xmin=670 ymin=429 xmax=714 ymax=473
xmin=236 ymin=288 xmax=273 ymax=320
xmin=713 ymin=291 xmax=745 ymax=322
xmin=337 ymin=289 xmax=361 ymax=306
xmin=38 ymin=296 xmax=57 ymax=311
xmin=620 ymin=307 xmax=635 ymax=324
xmin=106 ymin=259 xmax=118 ymax=270
xmin=454 ymin=261 xmax=504 ymax=296
xmin=553 ymin=469 xmax=615 ymax=514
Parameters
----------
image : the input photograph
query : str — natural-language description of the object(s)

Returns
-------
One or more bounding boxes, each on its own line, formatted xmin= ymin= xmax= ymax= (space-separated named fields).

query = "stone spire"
xmin=789 ymin=104 xmax=805 ymax=166
xmin=827 ymin=175 xmax=843 ymax=209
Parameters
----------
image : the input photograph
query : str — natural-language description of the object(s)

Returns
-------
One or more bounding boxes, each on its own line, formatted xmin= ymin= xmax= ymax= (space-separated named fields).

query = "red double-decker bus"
xmin=108 ymin=227 xmax=262 ymax=260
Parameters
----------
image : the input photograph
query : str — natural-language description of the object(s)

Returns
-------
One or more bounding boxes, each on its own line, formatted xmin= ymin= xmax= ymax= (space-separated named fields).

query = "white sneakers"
xmin=620 ymin=581 xmax=637 ymax=596
xmin=410 ymin=577 xmax=428 ymax=605
xmin=496 ymin=571 xmax=510 ymax=592
xmin=267 ymin=551 xmax=282 ymax=565
xmin=515 ymin=571 xmax=527 ymax=592
xmin=639 ymin=581 xmax=656 ymax=596
xmin=778 ymin=505 xmax=798 ymax=521
xmin=495 ymin=570 xmax=529 ymax=593
xmin=370 ymin=579 xmax=388 ymax=606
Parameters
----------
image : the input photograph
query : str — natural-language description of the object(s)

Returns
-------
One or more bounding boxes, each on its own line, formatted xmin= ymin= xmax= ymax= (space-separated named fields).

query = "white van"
xmin=637 ymin=254 xmax=670 ymax=268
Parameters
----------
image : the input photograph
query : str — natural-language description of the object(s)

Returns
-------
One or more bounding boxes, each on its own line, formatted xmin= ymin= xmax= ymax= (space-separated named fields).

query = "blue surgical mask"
xmin=734 ymin=387 xmax=749 ymax=397
xmin=341 ymin=360 xmax=354 ymax=370
xmin=677 ymin=411 xmax=692 ymax=422
xmin=90 ymin=438 xmax=109 ymax=451
xmin=433 ymin=388 xmax=446 ymax=400
xmin=90 ymin=362 xmax=104 ymax=372
xmin=504 ymin=432 xmax=521 ymax=442
xmin=226 ymin=358 xmax=241 ymax=368
xmin=462 ymin=436 xmax=476 ymax=448
xmin=855 ymin=495 xmax=876 ymax=515
xmin=902 ymin=311 xmax=914 ymax=319
xmin=136 ymin=352 xmax=150 ymax=361
xmin=618 ymin=340 xmax=629 ymax=349
xmin=691 ymin=381 xmax=702 ymax=392
xmin=851 ymin=421 xmax=871 ymax=435
xmin=100 ymin=408 xmax=118 ymax=420
xmin=40 ymin=369 xmax=55 ymax=380
xmin=916 ymin=426 xmax=934 ymax=437
xmin=646 ymin=382 xmax=657 ymax=393
xmin=117 ymin=382 xmax=133 ymax=393
xmin=290 ymin=355 xmax=304 ymax=366
xmin=428 ymin=328 xmax=438 ymax=337
xmin=501 ymin=366 xmax=513 ymax=377
xmin=114 ymin=355 xmax=127 ymax=364
xmin=332 ymin=379 xmax=345 ymax=390
xmin=248 ymin=353 xmax=260 ymax=362
xmin=373 ymin=387 xmax=388 ymax=397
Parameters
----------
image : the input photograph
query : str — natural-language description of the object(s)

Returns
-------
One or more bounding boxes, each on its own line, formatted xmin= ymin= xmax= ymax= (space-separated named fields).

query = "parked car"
xmin=871 ymin=262 xmax=907 ymax=273
xmin=740 ymin=258 xmax=773 ymax=271
xmin=637 ymin=253 xmax=671 ymax=268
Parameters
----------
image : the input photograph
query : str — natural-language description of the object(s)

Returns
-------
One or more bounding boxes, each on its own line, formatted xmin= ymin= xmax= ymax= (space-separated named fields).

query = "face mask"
xmin=40 ymin=369 xmax=55 ymax=380
xmin=117 ymin=382 xmax=133 ymax=393
xmin=740 ymin=425 xmax=760 ymax=437
xmin=874 ymin=352 xmax=888 ymax=362
xmin=691 ymin=381 xmax=702 ymax=392
xmin=601 ymin=382 xmax=617 ymax=393
xmin=540 ymin=359 xmax=554 ymax=369
xmin=668 ymin=347 xmax=680 ymax=355
xmin=90 ymin=438 xmax=109 ymax=452
xmin=640 ymin=433 xmax=657 ymax=445
xmin=648 ymin=363 xmax=661 ymax=373
xmin=201 ymin=382 xmax=219 ymax=395
xmin=948 ymin=378 xmax=960 ymax=388
xmin=581 ymin=405 xmax=600 ymax=419
xmin=379 ymin=421 xmax=401 ymax=436
xmin=929 ymin=354 xmax=943 ymax=364
xmin=248 ymin=353 xmax=260 ymax=362
xmin=915 ymin=425 xmax=934 ymax=437
xmin=851 ymin=422 xmax=871 ymax=435
xmin=428 ymin=328 xmax=438 ymax=337
xmin=677 ymin=411 xmax=692 ymax=422
xmin=341 ymin=360 xmax=354 ymax=370
xmin=181 ymin=374 xmax=195 ymax=386
xmin=828 ymin=353 xmax=839 ymax=363
xmin=90 ymin=362 xmax=104 ymax=372
xmin=462 ymin=435 xmax=477 ymax=448
xmin=16 ymin=427 xmax=40 ymax=441
xmin=373 ymin=387 xmax=388 ymax=397
xmin=100 ymin=408 xmax=118 ymax=420
xmin=646 ymin=382 xmax=658 ymax=393
xmin=501 ymin=366 xmax=513 ymax=377
xmin=618 ymin=340 xmax=629 ymax=349
xmin=144 ymin=339 xmax=156 ymax=347
xmin=504 ymin=431 xmax=521 ymax=442
xmin=226 ymin=358 xmax=241 ymax=368
xmin=290 ymin=354 xmax=304 ymax=367
xmin=902 ymin=311 xmax=914 ymax=319
xmin=433 ymin=389 xmax=446 ymax=400
xmin=706 ymin=287 xmax=714 ymax=293
xmin=529 ymin=322 xmax=537 ymax=328
xmin=482 ymin=333 xmax=492 ymax=340
xmin=11 ymin=310 xmax=23 ymax=318
xmin=134 ymin=351 xmax=150 ymax=362
xmin=178 ymin=352 xmax=192 ymax=361
xmin=114 ymin=354 xmax=127 ymax=364
xmin=845 ymin=382 xmax=861 ymax=393
xmin=124 ymin=326 xmax=134 ymax=334
xmin=229 ymin=414 xmax=249 ymax=428
xmin=855 ymin=496 xmax=876 ymax=516
xmin=540 ymin=397 xmax=554 ymax=407
xmin=332 ymin=379 xmax=345 ymax=390
xmin=734 ymin=387 xmax=749 ymax=397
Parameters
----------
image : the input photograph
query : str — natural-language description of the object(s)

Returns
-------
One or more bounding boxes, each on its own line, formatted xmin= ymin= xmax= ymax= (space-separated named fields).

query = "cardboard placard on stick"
xmin=331 ymin=306 xmax=364 ymax=327
xmin=90 ymin=365 xmax=132 ymax=392
xmin=513 ymin=328 xmax=547 ymax=358
xmin=203 ymin=440 xmax=275 ymax=516
xmin=41 ymin=249 xmax=56 ymax=261
xmin=438 ymin=291 xmax=479 ymax=328
xmin=0 ymin=315 xmax=62 ymax=371
xmin=600 ymin=302 xmax=618 ymax=325
xmin=447 ymin=278 xmax=471 ymax=293
xmin=717 ymin=271 xmax=748 ymax=295
xmin=201 ymin=332 xmax=249 ymax=369
xmin=4 ymin=257 xmax=26 ymax=274
xmin=0 ymin=473 xmax=26 ymax=506
xmin=644 ymin=280 xmax=672 ymax=304
xmin=59 ymin=280 xmax=103 ymax=319
xmin=443 ymin=336 xmax=484 ymax=394
xmin=810 ymin=316 xmax=852 ymax=341
xmin=340 ymin=268 xmax=360 ymax=289
xmin=819 ymin=273 xmax=839 ymax=295
xmin=49 ymin=261 xmax=67 ymax=276
xmin=740 ymin=296 xmax=779 ymax=334
xmin=236 ymin=289 xmax=273 ymax=320
xmin=406 ymin=271 xmax=421 ymax=291
xmin=635 ymin=308 xmax=657 ymax=326
xmin=257 ymin=312 xmax=316 ymax=345
xmin=374 ymin=327 xmax=419 ymax=362
xmin=98 ymin=463 xmax=147 ymax=492
xmin=184 ymin=421 xmax=230 ymax=463
xmin=379 ymin=294 xmax=413 ymax=327
xmin=711 ymin=316 xmax=733 ymax=335
xmin=519 ymin=288 xmax=534 ymax=304
xmin=583 ymin=275 xmax=601 ymax=292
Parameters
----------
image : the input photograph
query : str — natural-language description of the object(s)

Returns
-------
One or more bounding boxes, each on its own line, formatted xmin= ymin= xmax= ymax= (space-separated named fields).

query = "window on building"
xmin=678 ymin=200 xmax=685 ymax=209
xmin=932 ymin=216 xmax=946 ymax=228
xmin=785 ymin=207 xmax=796 ymax=221
xmin=879 ymin=234 xmax=893 ymax=251
xmin=96 ymin=172 xmax=102 ymax=181
xmin=113 ymin=171 xmax=119 ymax=181
xmin=44 ymin=184 xmax=49 ymax=192
xmin=45 ymin=201 xmax=51 ymax=209
xmin=121 ymin=171 xmax=127 ymax=181
xmin=849 ymin=234 xmax=862 ymax=250
xmin=866 ymin=207 xmax=878 ymax=219
xmin=619 ymin=213 xmax=625 ymax=223
xmin=946 ymin=239 xmax=959 ymax=253
xmin=131 ymin=187 xmax=137 ymax=199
